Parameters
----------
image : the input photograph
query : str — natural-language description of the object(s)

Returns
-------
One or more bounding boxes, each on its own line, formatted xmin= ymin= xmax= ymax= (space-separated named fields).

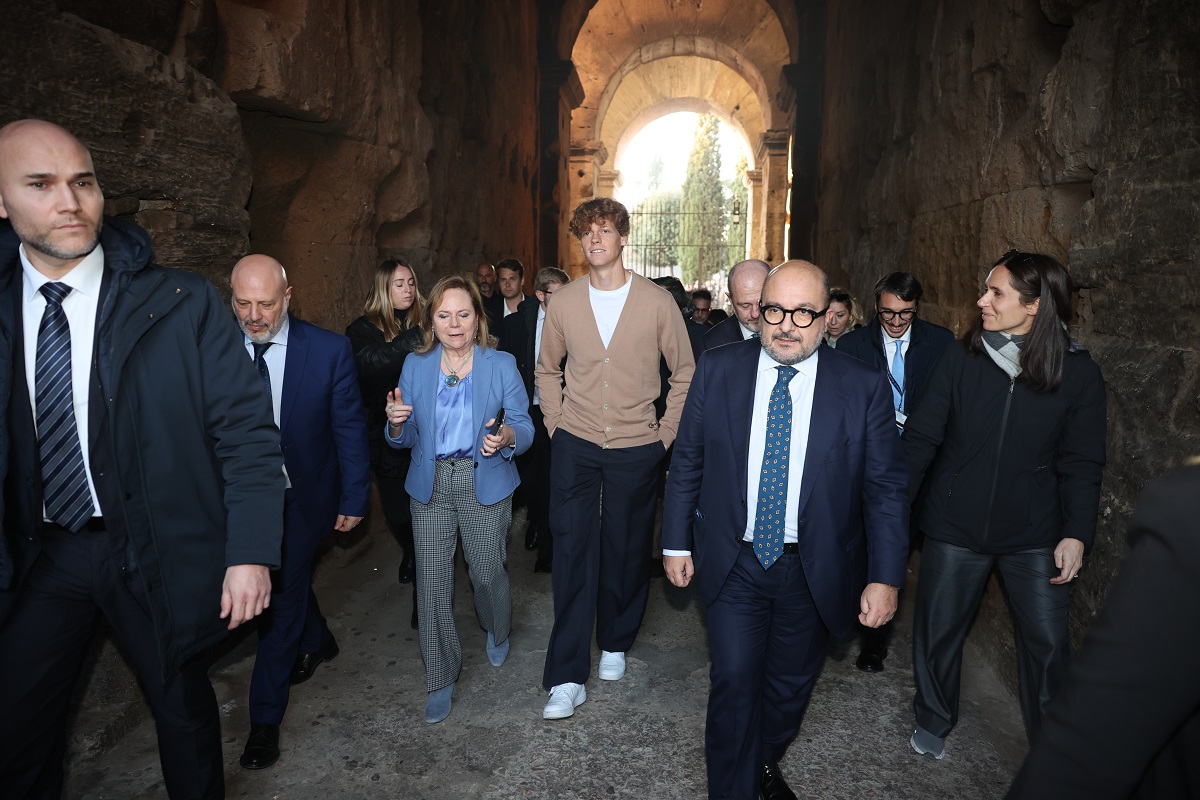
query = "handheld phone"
xmin=489 ymin=408 xmax=506 ymax=435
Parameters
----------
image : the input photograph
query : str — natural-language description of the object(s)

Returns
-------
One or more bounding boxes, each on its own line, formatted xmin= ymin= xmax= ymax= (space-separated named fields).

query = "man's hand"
xmin=858 ymin=582 xmax=899 ymax=628
xmin=1049 ymin=537 xmax=1085 ymax=585
xmin=335 ymin=514 xmax=364 ymax=532
xmin=664 ymin=555 xmax=694 ymax=588
xmin=220 ymin=564 xmax=272 ymax=630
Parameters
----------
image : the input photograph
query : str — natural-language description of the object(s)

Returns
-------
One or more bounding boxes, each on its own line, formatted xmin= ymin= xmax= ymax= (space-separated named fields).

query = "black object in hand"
xmin=489 ymin=408 xmax=506 ymax=435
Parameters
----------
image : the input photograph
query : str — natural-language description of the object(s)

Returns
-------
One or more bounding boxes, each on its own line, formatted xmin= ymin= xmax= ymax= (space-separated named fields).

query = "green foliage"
xmin=679 ymin=114 xmax=730 ymax=284
xmin=628 ymin=189 xmax=681 ymax=274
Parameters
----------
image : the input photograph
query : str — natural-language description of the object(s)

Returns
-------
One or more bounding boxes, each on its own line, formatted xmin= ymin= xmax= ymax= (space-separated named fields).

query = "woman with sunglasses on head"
xmin=903 ymin=251 xmax=1107 ymax=760
xmin=823 ymin=287 xmax=861 ymax=347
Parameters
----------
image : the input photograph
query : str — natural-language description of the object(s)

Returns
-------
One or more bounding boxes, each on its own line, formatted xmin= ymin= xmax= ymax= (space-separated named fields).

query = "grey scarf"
xmin=981 ymin=330 xmax=1025 ymax=379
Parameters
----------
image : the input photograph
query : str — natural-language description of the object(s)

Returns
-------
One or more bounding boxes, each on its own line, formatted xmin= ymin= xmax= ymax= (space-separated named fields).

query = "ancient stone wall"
xmin=816 ymin=0 xmax=1200 ymax=691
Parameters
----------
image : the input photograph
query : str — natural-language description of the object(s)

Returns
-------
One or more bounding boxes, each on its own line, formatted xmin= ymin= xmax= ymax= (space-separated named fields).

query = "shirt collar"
xmin=882 ymin=320 xmax=913 ymax=346
xmin=537 ymin=304 xmax=546 ymax=322
xmin=21 ymin=243 xmax=105 ymax=303
xmin=738 ymin=320 xmax=757 ymax=340
xmin=756 ymin=342 xmax=820 ymax=380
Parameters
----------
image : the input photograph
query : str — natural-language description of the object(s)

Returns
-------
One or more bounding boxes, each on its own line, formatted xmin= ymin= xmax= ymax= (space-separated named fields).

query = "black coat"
xmin=498 ymin=296 xmax=566 ymax=402
xmin=344 ymin=315 xmax=421 ymax=479
xmin=836 ymin=316 xmax=955 ymax=414
xmin=0 ymin=217 xmax=285 ymax=673
xmin=1007 ymin=465 xmax=1200 ymax=799
xmin=903 ymin=340 xmax=1107 ymax=553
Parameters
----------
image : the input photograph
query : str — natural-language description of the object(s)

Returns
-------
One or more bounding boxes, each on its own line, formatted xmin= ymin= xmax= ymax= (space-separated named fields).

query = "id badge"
xmin=895 ymin=410 xmax=907 ymax=429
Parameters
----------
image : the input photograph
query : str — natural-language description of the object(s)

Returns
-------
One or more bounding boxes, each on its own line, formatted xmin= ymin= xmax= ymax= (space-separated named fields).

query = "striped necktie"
xmin=36 ymin=282 xmax=96 ymax=532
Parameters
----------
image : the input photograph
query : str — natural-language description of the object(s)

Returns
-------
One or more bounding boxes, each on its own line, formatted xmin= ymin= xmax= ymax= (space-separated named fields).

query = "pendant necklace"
xmin=443 ymin=348 xmax=473 ymax=386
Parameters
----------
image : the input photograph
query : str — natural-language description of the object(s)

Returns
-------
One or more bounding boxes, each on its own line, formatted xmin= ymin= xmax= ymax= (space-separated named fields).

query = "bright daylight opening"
xmin=615 ymin=112 xmax=752 ymax=303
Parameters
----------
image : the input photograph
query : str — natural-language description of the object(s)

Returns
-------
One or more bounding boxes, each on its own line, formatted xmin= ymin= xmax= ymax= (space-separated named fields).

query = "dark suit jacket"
xmin=701 ymin=315 xmax=745 ymax=351
xmin=497 ymin=296 xmax=540 ymax=400
xmin=835 ymin=317 xmax=955 ymax=413
xmin=661 ymin=339 xmax=909 ymax=636
xmin=0 ymin=217 xmax=284 ymax=672
xmin=277 ymin=315 xmax=371 ymax=535
xmin=1007 ymin=464 xmax=1200 ymax=800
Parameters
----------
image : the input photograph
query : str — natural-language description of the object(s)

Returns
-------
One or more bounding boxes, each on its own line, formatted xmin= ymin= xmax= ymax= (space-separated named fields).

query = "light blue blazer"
xmin=386 ymin=344 xmax=533 ymax=506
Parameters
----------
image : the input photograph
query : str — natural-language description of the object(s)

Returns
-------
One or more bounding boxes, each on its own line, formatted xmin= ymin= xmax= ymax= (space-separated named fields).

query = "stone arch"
xmin=594 ymin=37 xmax=776 ymax=142
xmin=610 ymin=98 xmax=755 ymax=177
xmin=556 ymin=0 xmax=801 ymax=64
xmin=557 ymin=0 xmax=796 ymax=274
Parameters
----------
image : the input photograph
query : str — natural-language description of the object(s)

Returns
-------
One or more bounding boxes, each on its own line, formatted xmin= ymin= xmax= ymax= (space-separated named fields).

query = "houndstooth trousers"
xmin=410 ymin=458 xmax=512 ymax=692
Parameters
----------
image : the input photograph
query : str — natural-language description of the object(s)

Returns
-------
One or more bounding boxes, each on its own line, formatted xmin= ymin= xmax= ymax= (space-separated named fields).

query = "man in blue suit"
xmin=662 ymin=260 xmax=909 ymax=800
xmin=229 ymin=255 xmax=371 ymax=770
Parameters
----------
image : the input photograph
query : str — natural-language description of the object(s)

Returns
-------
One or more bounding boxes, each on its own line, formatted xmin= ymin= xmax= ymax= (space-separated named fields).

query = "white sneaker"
xmin=543 ymin=682 xmax=586 ymax=719
xmin=598 ymin=650 xmax=626 ymax=681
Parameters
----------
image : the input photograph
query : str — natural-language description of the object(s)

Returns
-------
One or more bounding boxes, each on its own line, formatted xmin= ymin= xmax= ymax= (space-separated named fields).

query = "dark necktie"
xmin=252 ymin=341 xmax=273 ymax=398
xmin=36 ymin=282 xmax=96 ymax=532
xmin=753 ymin=365 xmax=797 ymax=569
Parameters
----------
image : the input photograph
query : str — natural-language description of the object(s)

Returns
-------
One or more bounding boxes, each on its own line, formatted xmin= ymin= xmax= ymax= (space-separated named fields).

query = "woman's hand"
xmin=386 ymin=388 xmax=412 ymax=433
xmin=480 ymin=418 xmax=514 ymax=457
xmin=1050 ymin=537 xmax=1085 ymax=584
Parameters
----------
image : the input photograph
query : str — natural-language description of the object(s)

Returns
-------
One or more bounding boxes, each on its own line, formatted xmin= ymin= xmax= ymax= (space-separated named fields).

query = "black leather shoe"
xmin=290 ymin=637 xmax=339 ymax=685
xmin=397 ymin=553 xmax=415 ymax=584
xmin=760 ymin=762 xmax=798 ymax=800
xmin=524 ymin=524 xmax=538 ymax=551
xmin=239 ymin=723 xmax=280 ymax=770
xmin=855 ymin=638 xmax=888 ymax=672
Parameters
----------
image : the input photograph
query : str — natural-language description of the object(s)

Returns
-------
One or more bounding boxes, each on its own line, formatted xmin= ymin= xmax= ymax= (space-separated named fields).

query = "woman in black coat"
xmin=904 ymin=251 xmax=1107 ymax=760
xmin=345 ymin=260 xmax=424 ymax=616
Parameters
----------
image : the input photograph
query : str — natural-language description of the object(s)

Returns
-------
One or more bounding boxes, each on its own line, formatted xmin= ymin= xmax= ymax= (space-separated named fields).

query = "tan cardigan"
xmin=535 ymin=272 xmax=695 ymax=449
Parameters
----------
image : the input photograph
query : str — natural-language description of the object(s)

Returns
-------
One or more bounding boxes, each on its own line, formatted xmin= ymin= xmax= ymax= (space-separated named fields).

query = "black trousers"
xmin=515 ymin=405 xmax=553 ymax=562
xmin=913 ymin=538 xmax=1071 ymax=742
xmin=705 ymin=544 xmax=828 ymax=800
xmin=542 ymin=430 xmax=664 ymax=689
xmin=377 ymin=472 xmax=414 ymax=558
xmin=0 ymin=527 xmax=222 ymax=800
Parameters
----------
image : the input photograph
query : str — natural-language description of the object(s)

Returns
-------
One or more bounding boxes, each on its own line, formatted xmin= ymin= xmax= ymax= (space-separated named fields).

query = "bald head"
xmin=758 ymin=260 xmax=829 ymax=365
xmin=0 ymin=119 xmax=104 ymax=278
xmin=727 ymin=258 xmax=771 ymax=332
xmin=230 ymin=254 xmax=291 ymax=343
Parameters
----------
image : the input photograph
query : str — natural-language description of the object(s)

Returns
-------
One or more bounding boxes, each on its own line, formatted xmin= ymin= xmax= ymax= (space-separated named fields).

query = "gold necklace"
xmin=442 ymin=348 xmax=473 ymax=386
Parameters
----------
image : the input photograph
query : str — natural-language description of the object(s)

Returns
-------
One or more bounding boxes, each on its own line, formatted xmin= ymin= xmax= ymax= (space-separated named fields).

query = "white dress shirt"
xmin=533 ymin=304 xmax=546 ymax=406
xmin=22 ymin=244 xmax=105 ymax=518
xmin=242 ymin=315 xmax=289 ymax=427
xmin=663 ymin=347 xmax=820 ymax=557
xmin=881 ymin=323 xmax=912 ymax=360
xmin=243 ymin=316 xmax=291 ymax=487
xmin=738 ymin=320 xmax=757 ymax=340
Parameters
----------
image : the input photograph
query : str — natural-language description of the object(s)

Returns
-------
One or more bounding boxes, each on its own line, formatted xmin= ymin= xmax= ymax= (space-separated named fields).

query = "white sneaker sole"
xmin=543 ymin=687 xmax=586 ymax=720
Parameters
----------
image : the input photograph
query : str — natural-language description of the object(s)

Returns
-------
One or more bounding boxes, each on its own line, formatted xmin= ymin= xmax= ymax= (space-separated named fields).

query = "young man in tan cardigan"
xmin=535 ymin=198 xmax=695 ymax=719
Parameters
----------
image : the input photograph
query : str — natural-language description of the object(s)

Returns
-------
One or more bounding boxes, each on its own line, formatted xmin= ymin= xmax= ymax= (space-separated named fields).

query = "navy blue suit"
xmin=248 ymin=315 xmax=370 ymax=725
xmin=662 ymin=339 xmax=908 ymax=799
xmin=701 ymin=314 xmax=745 ymax=351
xmin=835 ymin=317 xmax=955 ymax=415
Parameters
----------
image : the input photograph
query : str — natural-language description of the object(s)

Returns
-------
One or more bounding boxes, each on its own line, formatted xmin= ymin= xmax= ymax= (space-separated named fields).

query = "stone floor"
xmin=65 ymin=511 xmax=1028 ymax=799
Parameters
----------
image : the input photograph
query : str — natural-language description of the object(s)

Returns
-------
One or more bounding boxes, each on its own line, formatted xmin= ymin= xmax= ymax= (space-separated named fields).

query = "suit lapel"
xmin=795 ymin=350 xmax=847 ymax=516
xmin=279 ymin=315 xmax=307 ymax=434
xmin=730 ymin=343 xmax=758 ymax=508
xmin=472 ymin=345 xmax=492 ymax=436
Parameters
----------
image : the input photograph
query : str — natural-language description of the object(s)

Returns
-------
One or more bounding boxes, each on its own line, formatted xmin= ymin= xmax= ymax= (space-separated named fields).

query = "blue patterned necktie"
xmin=753 ymin=365 xmax=797 ymax=569
xmin=252 ymin=341 xmax=273 ymax=398
xmin=36 ymin=282 xmax=96 ymax=532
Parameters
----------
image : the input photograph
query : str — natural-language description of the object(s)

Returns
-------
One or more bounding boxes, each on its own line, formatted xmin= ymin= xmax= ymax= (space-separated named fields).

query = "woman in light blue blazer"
xmin=385 ymin=275 xmax=533 ymax=724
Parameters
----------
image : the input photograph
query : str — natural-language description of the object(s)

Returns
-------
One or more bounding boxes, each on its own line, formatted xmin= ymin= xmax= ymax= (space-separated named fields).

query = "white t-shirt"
xmin=588 ymin=273 xmax=632 ymax=349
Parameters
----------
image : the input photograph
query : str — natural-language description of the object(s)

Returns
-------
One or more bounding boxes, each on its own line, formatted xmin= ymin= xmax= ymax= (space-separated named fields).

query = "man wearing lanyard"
xmin=836 ymin=272 xmax=954 ymax=671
